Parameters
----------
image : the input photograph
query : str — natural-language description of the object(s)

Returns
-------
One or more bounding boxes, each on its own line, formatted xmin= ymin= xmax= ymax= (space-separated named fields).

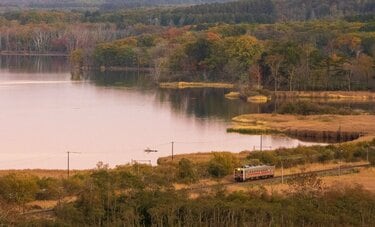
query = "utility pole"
xmin=67 ymin=151 xmax=81 ymax=178
xmin=260 ymin=134 xmax=263 ymax=152
xmin=281 ymin=160 xmax=284 ymax=184
xmin=171 ymin=141 xmax=174 ymax=161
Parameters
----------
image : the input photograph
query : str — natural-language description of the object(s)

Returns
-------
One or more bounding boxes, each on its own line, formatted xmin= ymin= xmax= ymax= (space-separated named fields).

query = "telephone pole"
xmin=67 ymin=151 xmax=81 ymax=178
xmin=171 ymin=141 xmax=174 ymax=161
xmin=281 ymin=161 xmax=284 ymax=184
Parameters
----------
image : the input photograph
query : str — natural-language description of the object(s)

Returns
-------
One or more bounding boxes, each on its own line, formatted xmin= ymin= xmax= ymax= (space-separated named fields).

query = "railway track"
xmin=183 ymin=163 xmax=371 ymax=191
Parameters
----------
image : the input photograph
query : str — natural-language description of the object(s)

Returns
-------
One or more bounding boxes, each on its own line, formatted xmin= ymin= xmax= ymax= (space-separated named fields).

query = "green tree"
xmin=208 ymin=153 xmax=239 ymax=177
xmin=178 ymin=158 xmax=198 ymax=183
xmin=0 ymin=174 xmax=38 ymax=210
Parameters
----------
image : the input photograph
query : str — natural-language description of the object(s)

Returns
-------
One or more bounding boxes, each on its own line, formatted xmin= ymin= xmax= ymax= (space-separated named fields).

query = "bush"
xmin=0 ymin=174 xmax=39 ymax=205
xmin=208 ymin=153 xmax=239 ymax=178
xmin=178 ymin=158 xmax=198 ymax=183
xmin=36 ymin=177 xmax=63 ymax=200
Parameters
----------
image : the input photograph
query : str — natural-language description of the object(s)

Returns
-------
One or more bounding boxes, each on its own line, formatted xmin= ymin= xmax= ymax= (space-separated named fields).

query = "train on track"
xmin=234 ymin=165 xmax=275 ymax=182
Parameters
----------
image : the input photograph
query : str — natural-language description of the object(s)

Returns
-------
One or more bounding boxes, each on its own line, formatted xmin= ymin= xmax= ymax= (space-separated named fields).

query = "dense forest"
xmin=0 ymin=0 xmax=374 ymax=91
xmin=85 ymin=21 xmax=375 ymax=91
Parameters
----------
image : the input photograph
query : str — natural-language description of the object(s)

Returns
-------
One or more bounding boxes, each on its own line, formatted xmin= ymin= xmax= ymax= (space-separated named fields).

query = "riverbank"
xmin=274 ymin=91 xmax=375 ymax=100
xmin=159 ymin=82 xmax=234 ymax=89
xmin=227 ymin=114 xmax=375 ymax=142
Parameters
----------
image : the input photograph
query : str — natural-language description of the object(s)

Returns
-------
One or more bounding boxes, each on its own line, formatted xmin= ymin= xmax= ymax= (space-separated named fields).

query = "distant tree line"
xmin=1 ymin=0 xmax=374 ymax=26
xmin=87 ymin=21 xmax=375 ymax=91
xmin=0 ymin=0 xmax=234 ymax=10
xmin=0 ymin=0 xmax=374 ymax=91
xmin=81 ymin=0 xmax=375 ymax=26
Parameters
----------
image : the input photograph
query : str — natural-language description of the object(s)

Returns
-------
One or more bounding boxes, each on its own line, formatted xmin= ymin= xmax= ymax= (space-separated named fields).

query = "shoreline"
xmin=274 ymin=91 xmax=375 ymax=100
xmin=159 ymin=81 xmax=234 ymax=89
xmin=227 ymin=114 xmax=375 ymax=143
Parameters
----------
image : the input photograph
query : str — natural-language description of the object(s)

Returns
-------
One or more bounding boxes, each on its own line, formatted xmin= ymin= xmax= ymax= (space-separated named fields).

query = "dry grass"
xmin=273 ymin=161 xmax=368 ymax=176
xmin=27 ymin=196 xmax=77 ymax=210
xmin=225 ymin=92 xmax=241 ymax=99
xmin=247 ymin=95 xmax=269 ymax=103
xmin=159 ymin=82 xmax=234 ymax=89
xmin=275 ymin=91 xmax=375 ymax=100
xmin=158 ymin=151 xmax=250 ymax=164
xmin=228 ymin=114 xmax=375 ymax=142
xmin=0 ymin=169 xmax=88 ymax=178
xmin=265 ymin=167 xmax=375 ymax=194
xmin=323 ymin=167 xmax=375 ymax=192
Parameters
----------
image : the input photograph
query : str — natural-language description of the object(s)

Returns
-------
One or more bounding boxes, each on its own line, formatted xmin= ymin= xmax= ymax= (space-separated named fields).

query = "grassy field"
xmin=158 ymin=151 xmax=250 ymax=164
xmin=0 ymin=169 xmax=87 ymax=178
xmin=228 ymin=114 xmax=375 ymax=142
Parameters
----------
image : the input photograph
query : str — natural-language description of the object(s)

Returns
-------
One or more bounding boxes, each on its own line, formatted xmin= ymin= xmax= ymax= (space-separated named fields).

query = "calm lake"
xmin=1 ymin=56 xmax=367 ymax=169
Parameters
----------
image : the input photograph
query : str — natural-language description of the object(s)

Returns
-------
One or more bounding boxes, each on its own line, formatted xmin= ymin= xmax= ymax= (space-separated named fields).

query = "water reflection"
xmin=0 ymin=56 xmax=373 ymax=169
xmin=90 ymin=70 xmax=375 ymax=119
xmin=89 ymin=71 xmax=278 ymax=121
xmin=0 ymin=55 xmax=69 ymax=73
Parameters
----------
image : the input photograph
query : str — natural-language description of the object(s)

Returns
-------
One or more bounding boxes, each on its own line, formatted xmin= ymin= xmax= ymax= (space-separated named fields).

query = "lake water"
xmin=0 ymin=56 xmax=344 ymax=169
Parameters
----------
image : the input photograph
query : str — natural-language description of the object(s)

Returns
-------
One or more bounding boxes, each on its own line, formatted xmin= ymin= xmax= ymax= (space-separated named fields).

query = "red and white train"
xmin=234 ymin=165 xmax=275 ymax=182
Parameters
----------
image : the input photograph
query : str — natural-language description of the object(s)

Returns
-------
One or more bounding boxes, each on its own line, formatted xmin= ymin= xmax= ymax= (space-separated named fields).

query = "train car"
xmin=234 ymin=165 xmax=275 ymax=182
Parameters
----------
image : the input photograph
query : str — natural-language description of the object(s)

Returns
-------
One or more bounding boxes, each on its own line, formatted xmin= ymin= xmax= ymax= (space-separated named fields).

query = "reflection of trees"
xmin=88 ymin=70 xmax=155 ymax=88
xmin=156 ymin=88 xmax=274 ymax=121
xmin=0 ymin=55 xmax=69 ymax=73
xmin=88 ymin=71 xmax=270 ymax=121
xmin=87 ymin=70 xmax=375 ymax=120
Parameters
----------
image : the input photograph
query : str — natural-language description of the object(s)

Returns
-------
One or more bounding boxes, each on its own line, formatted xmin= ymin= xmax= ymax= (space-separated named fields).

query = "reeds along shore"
xmin=159 ymin=82 xmax=234 ymax=89
xmin=284 ymin=129 xmax=362 ymax=143
xmin=274 ymin=91 xmax=375 ymax=100
xmin=227 ymin=114 xmax=375 ymax=143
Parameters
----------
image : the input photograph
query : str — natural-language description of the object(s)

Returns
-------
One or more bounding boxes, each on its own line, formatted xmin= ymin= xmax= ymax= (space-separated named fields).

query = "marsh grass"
xmin=159 ymin=82 xmax=234 ymax=89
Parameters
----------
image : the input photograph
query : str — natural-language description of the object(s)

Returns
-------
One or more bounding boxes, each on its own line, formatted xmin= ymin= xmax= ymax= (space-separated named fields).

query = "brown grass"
xmin=247 ymin=95 xmax=269 ymax=103
xmin=225 ymin=92 xmax=241 ymax=99
xmin=159 ymin=82 xmax=234 ymax=89
xmin=27 ymin=196 xmax=77 ymax=210
xmin=274 ymin=161 xmax=369 ymax=176
xmin=0 ymin=169 xmax=88 ymax=178
xmin=158 ymin=151 xmax=250 ymax=164
xmin=228 ymin=114 xmax=375 ymax=142
xmin=275 ymin=91 xmax=375 ymax=100
xmin=323 ymin=167 xmax=375 ymax=192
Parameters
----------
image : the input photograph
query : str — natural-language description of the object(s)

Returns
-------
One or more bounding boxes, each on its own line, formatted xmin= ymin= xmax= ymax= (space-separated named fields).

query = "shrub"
xmin=178 ymin=158 xmax=198 ymax=183
xmin=0 ymin=174 xmax=38 ymax=205
xmin=208 ymin=153 xmax=239 ymax=177
xmin=36 ymin=177 xmax=63 ymax=200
